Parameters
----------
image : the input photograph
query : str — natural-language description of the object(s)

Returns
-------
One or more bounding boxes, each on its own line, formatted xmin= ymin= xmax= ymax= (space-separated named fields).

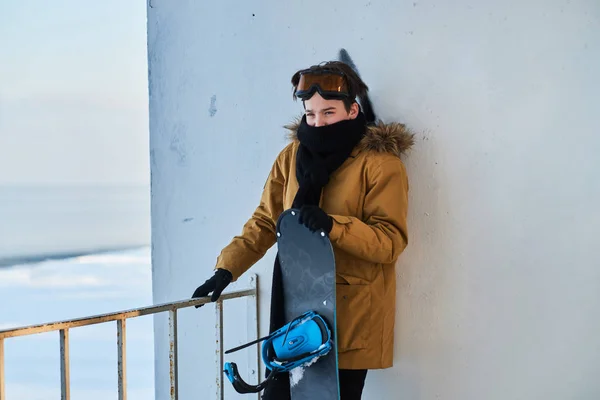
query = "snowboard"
xmin=275 ymin=208 xmax=340 ymax=400
xmin=338 ymin=48 xmax=377 ymax=124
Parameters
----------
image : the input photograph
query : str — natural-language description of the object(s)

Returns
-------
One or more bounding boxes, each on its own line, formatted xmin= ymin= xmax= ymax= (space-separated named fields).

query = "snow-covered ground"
xmin=0 ymin=247 xmax=154 ymax=400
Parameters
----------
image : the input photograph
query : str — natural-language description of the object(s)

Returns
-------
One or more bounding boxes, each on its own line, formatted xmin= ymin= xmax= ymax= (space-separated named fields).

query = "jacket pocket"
xmin=336 ymin=281 xmax=371 ymax=352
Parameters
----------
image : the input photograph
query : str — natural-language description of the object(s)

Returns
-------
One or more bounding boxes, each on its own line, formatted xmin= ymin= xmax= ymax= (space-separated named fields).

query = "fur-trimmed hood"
xmin=284 ymin=116 xmax=415 ymax=158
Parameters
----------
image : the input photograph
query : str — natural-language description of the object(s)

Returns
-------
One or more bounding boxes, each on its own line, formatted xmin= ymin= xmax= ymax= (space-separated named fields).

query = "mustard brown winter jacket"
xmin=215 ymin=118 xmax=414 ymax=369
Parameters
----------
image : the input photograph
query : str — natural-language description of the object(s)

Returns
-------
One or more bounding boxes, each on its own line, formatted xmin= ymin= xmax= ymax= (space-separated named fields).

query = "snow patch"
xmin=290 ymin=366 xmax=305 ymax=387
xmin=289 ymin=355 xmax=321 ymax=387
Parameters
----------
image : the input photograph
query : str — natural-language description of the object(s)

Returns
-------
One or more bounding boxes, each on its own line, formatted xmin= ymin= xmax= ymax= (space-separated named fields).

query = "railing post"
xmin=117 ymin=319 xmax=127 ymax=400
xmin=215 ymin=300 xmax=224 ymax=400
xmin=247 ymin=275 xmax=260 ymax=399
xmin=60 ymin=329 xmax=70 ymax=400
xmin=168 ymin=310 xmax=178 ymax=400
xmin=0 ymin=338 xmax=5 ymax=400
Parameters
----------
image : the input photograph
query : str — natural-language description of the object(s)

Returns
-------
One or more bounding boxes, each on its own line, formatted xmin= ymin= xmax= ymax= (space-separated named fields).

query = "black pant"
xmin=339 ymin=369 xmax=368 ymax=400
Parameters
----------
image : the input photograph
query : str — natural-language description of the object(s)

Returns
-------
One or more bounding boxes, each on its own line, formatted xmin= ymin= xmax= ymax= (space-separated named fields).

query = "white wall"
xmin=147 ymin=0 xmax=600 ymax=398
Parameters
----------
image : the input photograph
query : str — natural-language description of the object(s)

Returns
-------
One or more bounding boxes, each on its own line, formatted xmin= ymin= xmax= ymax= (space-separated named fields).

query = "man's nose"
xmin=315 ymin=116 xmax=327 ymax=127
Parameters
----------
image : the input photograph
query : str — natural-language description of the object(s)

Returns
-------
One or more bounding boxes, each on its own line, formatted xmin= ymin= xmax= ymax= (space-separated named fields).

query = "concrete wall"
xmin=147 ymin=0 xmax=600 ymax=398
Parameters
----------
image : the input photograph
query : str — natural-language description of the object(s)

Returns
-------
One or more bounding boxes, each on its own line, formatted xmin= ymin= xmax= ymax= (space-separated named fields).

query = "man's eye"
xmin=325 ymin=111 xmax=334 ymax=115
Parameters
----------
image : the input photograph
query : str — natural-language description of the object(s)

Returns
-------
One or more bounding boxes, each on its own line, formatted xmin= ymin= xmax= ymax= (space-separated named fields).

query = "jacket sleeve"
xmin=214 ymin=148 xmax=288 ymax=281
xmin=328 ymin=157 xmax=409 ymax=265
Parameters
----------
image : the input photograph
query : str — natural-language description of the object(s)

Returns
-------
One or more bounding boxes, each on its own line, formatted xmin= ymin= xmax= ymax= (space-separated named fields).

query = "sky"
xmin=0 ymin=0 xmax=149 ymax=185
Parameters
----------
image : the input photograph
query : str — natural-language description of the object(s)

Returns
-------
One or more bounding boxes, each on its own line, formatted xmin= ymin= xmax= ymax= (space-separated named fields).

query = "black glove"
xmin=298 ymin=205 xmax=333 ymax=234
xmin=191 ymin=268 xmax=233 ymax=308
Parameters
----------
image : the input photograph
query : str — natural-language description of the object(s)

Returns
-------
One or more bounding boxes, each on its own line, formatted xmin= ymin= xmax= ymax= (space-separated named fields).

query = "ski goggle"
xmin=295 ymin=69 xmax=350 ymax=100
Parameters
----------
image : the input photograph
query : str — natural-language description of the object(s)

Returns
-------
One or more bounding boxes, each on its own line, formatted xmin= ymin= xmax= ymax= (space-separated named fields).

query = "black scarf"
xmin=292 ymin=111 xmax=367 ymax=208
xmin=262 ymin=112 xmax=366 ymax=400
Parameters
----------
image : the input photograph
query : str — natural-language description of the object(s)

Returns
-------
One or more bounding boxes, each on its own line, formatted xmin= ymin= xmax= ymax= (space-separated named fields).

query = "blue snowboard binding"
xmin=223 ymin=310 xmax=332 ymax=394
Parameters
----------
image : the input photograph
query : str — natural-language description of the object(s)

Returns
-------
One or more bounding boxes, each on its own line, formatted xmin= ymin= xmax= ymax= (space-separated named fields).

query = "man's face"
xmin=304 ymin=92 xmax=358 ymax=127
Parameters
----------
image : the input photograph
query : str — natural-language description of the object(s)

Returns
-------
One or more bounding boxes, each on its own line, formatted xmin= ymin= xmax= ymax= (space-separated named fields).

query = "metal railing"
xmin=0 ymin=274 xmax=259 ymax=400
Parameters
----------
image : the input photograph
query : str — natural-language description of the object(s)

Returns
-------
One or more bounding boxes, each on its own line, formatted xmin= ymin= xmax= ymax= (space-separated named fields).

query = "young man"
xmin=192 ymin=60 xmax=414 ymax=399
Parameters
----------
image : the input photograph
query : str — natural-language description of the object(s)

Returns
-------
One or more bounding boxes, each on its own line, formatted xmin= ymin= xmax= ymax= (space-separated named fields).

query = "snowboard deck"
xmin=275 ymin=208 xmax=340 ymax=400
